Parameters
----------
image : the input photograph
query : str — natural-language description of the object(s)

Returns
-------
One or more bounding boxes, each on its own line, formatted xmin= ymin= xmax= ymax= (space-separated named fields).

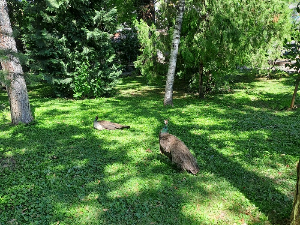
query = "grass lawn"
xmin=0 ymin=76 xmax=299 ymax=224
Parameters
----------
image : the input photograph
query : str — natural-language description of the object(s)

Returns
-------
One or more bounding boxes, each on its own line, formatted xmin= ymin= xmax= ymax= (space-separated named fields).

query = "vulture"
xmin=159 ymin=120 xmax=199 ymax=175
xmin=93 ymin=116 xmax=130 ymax=130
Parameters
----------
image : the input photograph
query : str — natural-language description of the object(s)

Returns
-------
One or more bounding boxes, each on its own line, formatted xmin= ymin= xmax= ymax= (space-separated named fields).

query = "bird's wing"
xmin=98 ymin=120 xmax=117 ymax=130
xmin=100 ymin=120 xmax=129 ymax=130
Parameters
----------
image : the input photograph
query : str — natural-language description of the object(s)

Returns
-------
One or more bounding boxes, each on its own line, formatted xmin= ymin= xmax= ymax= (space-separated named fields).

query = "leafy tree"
xmin=10 ymin=0 xmax=121 ymax=98
xmin=0 ymin=0 xmax=33 ymax=124
xmin=135 ymin=0 xmax=292 ymax=100
xmin=113 ymin=0 xmax=155 ymax=25
xmin=133 ymin=1 xmax=176 ymax=84
xmin=179 ymin=0 xmax=291 ymax=98
xmin=110 ymin=0 xmax=154 ymax=73
xmin=284 ymin=3 xmax=300 ymax=109
xmin=134 ymin=19 xmax=166 ymax=82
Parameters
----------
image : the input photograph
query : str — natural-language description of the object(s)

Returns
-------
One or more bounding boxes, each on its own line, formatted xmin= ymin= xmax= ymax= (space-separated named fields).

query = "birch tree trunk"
xmin=0 ymin=0 xmax=33 ymax=124
xmin=291 ymin=160 xmax=300 ymax=225
xmin=163 ymin=0 xmax=185 ymax=106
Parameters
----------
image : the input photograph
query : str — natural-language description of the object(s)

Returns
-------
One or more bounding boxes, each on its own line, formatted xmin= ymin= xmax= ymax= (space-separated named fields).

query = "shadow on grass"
xmin=0 ymin=76 xmax=299 ymax=224
xmin=90 ymin=87 xmax=297 ymax=223
xmin=165 ymin=103 xmax=298 ymax=224
xmin=93 ymin=78 xmax=298 ymax=224
xmin=0 ymin=114 xmax=208 ymax=224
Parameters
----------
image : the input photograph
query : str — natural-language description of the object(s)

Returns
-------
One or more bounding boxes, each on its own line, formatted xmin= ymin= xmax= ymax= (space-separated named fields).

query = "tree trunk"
xmin=199 ymin=63 xmax=204 ymax=99
xmin=0 ymin=0 xmax=33 ymax=124
xmin=290 ymin=77 xmax=300 ymax=110
xmin=163 ymin=0 xmax=185 ymax=106
xmin=291 ymin=160 xmax=300 ymax=225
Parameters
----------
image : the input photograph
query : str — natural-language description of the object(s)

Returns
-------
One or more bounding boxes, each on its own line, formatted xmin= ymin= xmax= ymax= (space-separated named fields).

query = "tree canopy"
xmin=135 ymin=0 xmax=292 ymax=95
xmin=4 ymin=0 xmax=293 ymax=98
xmin=8 ymin=0 xmax=122 ymax=98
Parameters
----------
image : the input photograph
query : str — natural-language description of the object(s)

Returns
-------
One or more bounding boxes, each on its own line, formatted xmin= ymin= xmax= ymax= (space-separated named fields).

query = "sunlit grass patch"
xmin=0 ymin=76 xmax=299 ymax=224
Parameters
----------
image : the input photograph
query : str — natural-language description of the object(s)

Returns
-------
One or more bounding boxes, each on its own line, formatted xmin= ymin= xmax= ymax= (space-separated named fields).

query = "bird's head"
xmin=161 ymin=119 xmax=169 ymax=133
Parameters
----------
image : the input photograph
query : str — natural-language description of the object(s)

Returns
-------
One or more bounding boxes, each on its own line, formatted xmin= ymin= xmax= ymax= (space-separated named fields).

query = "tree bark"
xmin=0 ymin=0 xmax=33 ymax=124
xmin=163 ymin=0 xmax=185 ymax=106
xmin=290 ymin=77 xmax=300 ymax=110
xmin=291 ymin=160 xmax=300 ymax=225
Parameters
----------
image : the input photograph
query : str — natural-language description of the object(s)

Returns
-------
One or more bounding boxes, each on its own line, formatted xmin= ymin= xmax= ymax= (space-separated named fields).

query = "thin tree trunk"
xmin=0 ymin=0 xmax=33 ymax=124
xmin=291 ymin=160 xmax=300 ymax=225
xmin=290 ymin=77 xmax=300 ymax=110
xmin=163 ymin=0 xmax=185 ymax=106
xmin=199 ymin=63 xmax=204 ymax=99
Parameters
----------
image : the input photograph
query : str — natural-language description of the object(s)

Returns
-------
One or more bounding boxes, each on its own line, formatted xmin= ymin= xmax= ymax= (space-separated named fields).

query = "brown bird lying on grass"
xmin=159 ymin=120 xmax=199 ymax=175
xmin=93 ymin=116 xmax=130 ymax=130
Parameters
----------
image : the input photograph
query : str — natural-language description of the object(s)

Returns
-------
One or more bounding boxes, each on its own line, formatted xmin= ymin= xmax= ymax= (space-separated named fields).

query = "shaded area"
xmin=0 ymin=76 xmax=299 ymax=224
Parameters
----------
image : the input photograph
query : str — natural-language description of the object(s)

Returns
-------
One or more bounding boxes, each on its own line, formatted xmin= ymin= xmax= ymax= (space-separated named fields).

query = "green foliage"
xmin=73 ymin=59 xmax=120 ymax=98
xmin=112 ymin=28 xmax=140 ymax=69
xmin=178 ymin=0 xmax=292 ymax=93
xmin=8 ymin=0 xmax=121 ymax=98
xmin=134 ymin=0 xmax=291 ymax=93
xmin=284 ymin=4 xmax=300 ymax=77
xmin=0 ymin=76 xmax=299 ymax=224
xmin=73 ymin=60 xmax=93 ymax=98
xmin=134 ymin=19 xmax=169 ymax=83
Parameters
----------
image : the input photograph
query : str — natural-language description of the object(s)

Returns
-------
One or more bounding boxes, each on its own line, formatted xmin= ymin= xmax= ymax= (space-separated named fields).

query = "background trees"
xmin=283 ymin=3 xmax=300 ymax=109
xmin=3 ymin=0 xmax=293 ymax=100
xmin=135 ymin=0 xmax=292 ymax=98
xmin=8 ymin=0 xmax=121 ymax=98
xmin=180 ymin=0 xmax=291 ymax=97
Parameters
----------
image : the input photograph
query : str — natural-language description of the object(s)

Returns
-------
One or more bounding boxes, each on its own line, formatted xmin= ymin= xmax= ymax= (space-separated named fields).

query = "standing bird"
xmin=159 ymin=120 xmax=199 ymax=175
xmin=93 ymin=116 xmax=130 ymax=130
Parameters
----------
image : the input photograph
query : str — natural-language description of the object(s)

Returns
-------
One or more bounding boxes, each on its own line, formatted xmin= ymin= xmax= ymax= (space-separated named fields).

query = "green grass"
xmin=0 ymin=76 xmax=299 ymax=224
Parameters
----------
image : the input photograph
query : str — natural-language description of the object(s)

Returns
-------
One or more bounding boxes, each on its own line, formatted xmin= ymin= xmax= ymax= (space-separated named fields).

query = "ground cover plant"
xmin=0 ymin=76 xmax=299 ymax=224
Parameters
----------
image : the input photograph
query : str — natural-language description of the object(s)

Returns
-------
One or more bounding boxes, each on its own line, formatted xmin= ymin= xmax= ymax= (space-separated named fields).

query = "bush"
xmin=11 ymin=0 xmax=121 ymax=98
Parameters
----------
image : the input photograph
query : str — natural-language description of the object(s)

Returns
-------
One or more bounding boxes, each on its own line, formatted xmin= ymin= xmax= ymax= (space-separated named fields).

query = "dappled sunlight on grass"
xmin=0 ymin=76 xmax=299 ymax=224
xmin=107 ymin=177 xmax=152 ymax=199
xmin=179 ymin=175 xmax=266 ymax=224
xmin=65 ymin=204 xmax=103 ymax=224
xmin=104 ymin=163 xmax=135 ymax=180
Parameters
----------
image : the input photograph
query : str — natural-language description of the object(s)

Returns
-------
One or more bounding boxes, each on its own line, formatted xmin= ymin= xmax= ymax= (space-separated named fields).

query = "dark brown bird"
xmin=93 ymin=116 xmax=130 ymax=130
xmin=159 ymin=120 xmax=199 ymax=175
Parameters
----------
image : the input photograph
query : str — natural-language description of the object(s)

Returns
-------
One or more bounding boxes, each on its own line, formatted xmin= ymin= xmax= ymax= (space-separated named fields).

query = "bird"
xmin=159 ymin=119 xmax=199 ymax=175
xmin=93 ymin=116 xmax=130 ymax=130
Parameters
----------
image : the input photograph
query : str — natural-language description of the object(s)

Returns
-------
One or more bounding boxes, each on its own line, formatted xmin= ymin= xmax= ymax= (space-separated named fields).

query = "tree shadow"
xmin=0 ymin=101 xmax=210 ymax=224
xmin=0 ymin=76 xmax=299 ymax=224
xmin=167 ymin=102 xmax=298 ymax=224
